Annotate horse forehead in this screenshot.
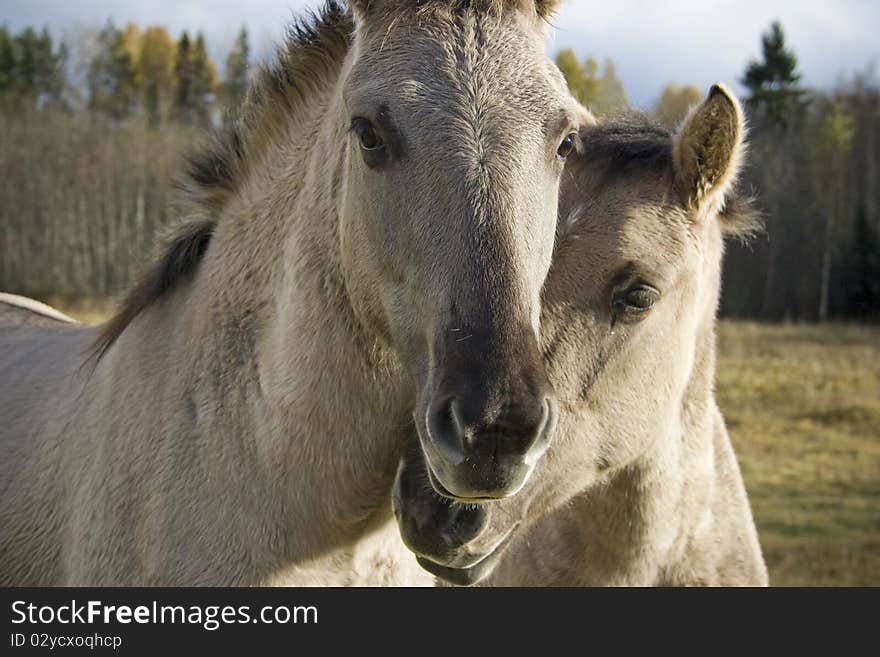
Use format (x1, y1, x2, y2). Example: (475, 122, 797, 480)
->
(369, 11, 549, 93)
(356, 13, 558, 126)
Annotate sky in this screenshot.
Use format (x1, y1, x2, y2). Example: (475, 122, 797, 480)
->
(1, 0, 878, 107)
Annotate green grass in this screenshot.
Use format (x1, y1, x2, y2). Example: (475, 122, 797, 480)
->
(717, 321, 880, 586)
(53, 301, 880, 586)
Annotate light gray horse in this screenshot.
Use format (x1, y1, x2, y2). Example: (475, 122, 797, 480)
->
(394, 85, 769, 586)
(0, 0, 586, 585)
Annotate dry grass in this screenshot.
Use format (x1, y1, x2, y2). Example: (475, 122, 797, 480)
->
(46, 297, 118, 326)
(717, 321, 880, 586)
(39, 303, 880, 586)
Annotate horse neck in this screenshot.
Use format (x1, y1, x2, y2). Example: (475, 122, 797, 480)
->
(180, 63, 414, 563)
(678, 224, 725, 440)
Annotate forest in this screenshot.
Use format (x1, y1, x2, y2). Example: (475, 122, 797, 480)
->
(1, 20, 878, 321)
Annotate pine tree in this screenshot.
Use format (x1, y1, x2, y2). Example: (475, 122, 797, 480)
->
(848, 206, 880, 319)
(741, 21, 804, 125)
(33, 28, 66, 107)
(173, 31, 193, 123)
(0, 27, 17, 100)
(223, 26, 250, 125)
(0, 27, 67, 109)
(190, 32, 216, 126)
(14, 27, 39, 97)
(173, 31, 215, 126)
(88, 21, 137, 119)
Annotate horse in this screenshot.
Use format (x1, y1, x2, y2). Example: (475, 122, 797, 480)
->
(393, 84, 769, 586)
(0, 0, 587, 585)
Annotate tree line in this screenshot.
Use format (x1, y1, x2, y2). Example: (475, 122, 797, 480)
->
(0, 20, 877, 320)
(0, 22, 249, 299)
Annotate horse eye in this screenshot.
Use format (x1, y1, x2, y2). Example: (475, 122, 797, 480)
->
(352, 118, 383, 151)
(557, 132, 577, 160)
(614, 285, 660, 315)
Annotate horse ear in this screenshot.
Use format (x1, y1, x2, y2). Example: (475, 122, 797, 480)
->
(672, 83, 745, 215)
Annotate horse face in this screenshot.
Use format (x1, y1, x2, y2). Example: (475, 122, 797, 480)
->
(394, 85, 753, 583)
(339, 5, 586, 499)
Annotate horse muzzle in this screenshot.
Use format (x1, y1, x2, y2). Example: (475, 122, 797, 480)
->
(392, 444, 518, 585)
(419, 394, 557, 500)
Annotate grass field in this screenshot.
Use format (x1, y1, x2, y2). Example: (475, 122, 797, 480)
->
(52, 300, 880, 586)
(717, 322, 880, 586)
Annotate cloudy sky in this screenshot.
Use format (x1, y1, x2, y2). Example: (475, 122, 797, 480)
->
(2, 0, 878, 106)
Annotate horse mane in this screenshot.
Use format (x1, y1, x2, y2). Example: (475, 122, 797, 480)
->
(350, 0, 562, 20)
(578, 112, 762, 239)
(183, 1, 353, 215)
(90, 1, 354, 362)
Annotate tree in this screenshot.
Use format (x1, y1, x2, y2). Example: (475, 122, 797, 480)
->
(0, 26, 66, 109)
(138, 26, 175, 127)
(847, 206, 880, 319)
(222, 26, 250, 125)
(655, 83, 701, 127)
(741, 21, 803, 125)
(814, 100, 855, 321)
(581, 57, 601, 107)
(555, 50, 628, 116)
(173, 31, 192, 120)
(597, 59, 628, 114)
(88, 21, 137, 119)
(0, 27, 15, 97)
(173, 31, 215, 126)
(555, 48, 585, 104)
(190, 33, 216, 125)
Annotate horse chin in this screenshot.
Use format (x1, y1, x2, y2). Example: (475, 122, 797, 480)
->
(415, 523, 518, 586)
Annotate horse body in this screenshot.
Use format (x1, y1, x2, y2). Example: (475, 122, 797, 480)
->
(0, 253, 424, 585)
(0, 0, 580, 586)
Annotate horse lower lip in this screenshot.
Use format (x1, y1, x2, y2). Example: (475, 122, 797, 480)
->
(416, 557, 485, 586)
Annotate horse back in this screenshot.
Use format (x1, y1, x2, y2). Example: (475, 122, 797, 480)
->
(0, 298, 97, 584)
(0, 293, 78, 328)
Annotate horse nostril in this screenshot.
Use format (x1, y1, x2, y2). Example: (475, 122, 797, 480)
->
(427, 396, 466, 466)
(449, 398, 470, 445)
(426, 391, 557, 470)
(525, 397, 557, 465)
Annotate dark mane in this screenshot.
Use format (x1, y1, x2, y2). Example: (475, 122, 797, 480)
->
(578, 111, 762, 238)
(182, 0, 353, 214)
(353, 0, 562, 20)
(90, 2, 353, 362)
(89, 218, 215, 363)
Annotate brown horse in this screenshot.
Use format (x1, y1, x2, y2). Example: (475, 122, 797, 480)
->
(0, 0, 587, 585)
(394, 85, 769, 586)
